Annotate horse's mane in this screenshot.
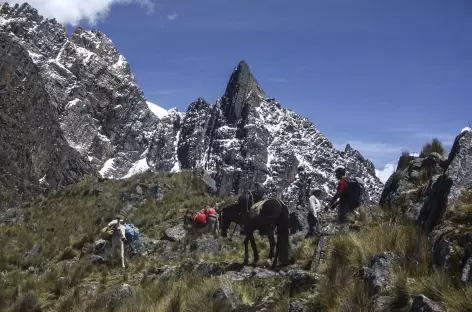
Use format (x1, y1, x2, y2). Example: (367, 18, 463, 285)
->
(221, 202, 241, 214)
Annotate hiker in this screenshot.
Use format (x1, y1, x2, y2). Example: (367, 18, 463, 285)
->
(325, 166, 365, 223)
(103, 214, 127, 268)
(325, 166, 351, 223)
(307, 188, 322, 236)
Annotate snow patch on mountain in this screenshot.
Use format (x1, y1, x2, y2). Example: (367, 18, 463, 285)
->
(461, 126, 472, 134)
(146, 101, 169, 119)
(123, 158, 150, 179)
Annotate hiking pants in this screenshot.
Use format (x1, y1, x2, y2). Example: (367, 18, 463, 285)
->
(307, 213, 318, 235)
(338, 202, 350, 223)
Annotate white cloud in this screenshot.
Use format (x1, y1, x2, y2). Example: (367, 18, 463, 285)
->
(375, 162, 397, 183)
(167, 13, 178, 20)
(13, 0, 154, 26)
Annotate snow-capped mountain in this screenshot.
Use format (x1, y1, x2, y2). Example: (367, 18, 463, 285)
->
(0, 3, 383, 222)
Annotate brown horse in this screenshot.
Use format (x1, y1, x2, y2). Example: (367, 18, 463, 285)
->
(220, 193, 292, 269)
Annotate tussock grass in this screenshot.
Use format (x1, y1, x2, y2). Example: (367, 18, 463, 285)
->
(108, 274, 288, 312)
(444, 186, 472, 224)
(312, 219, 431, 311)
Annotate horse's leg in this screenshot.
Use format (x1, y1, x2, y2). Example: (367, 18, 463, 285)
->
(271, 237, 279, 270)
(268, 231, 275, 260)
(243, 235, 250, 265)
(249, 233, 259, 265)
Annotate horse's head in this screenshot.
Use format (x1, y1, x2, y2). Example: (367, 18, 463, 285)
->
(219, 202, 241, 237)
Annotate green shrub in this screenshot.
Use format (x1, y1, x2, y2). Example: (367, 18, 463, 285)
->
(419, 138, 445, 158)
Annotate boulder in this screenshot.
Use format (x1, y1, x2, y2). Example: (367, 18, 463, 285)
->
(289, 299, 308, 312)
(193, 261, 225, 277)
(107, 283, 133, 308)
(362, 252, 398, 295)
(147, 265, 180, 281)
(286, 269, 319, 295)
(193, 237, 220, 254)
(417, 174, 453, 234)
(209, 286, 243, 312)
(410, 295, 443, 312)
(88, 255, 105, 265)
(164, 223, 186, 242)
(21, 244, 42, 261)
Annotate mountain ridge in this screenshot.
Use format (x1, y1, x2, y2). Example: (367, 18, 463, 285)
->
(0, 2, 383, 227)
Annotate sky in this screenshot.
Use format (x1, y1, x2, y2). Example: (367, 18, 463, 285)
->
(15, 0, 472, 182)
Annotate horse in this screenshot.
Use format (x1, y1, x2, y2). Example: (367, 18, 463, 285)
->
(103, 220, 126, 268)
(220, 193, 292, 269)
(183, 212, 220, 237)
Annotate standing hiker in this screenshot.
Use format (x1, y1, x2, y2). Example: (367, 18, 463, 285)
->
(102, 214, 127, 268)
(325, 166, 350, 223)
(307, 188, 322, 236)
(325, 166, 364, 223)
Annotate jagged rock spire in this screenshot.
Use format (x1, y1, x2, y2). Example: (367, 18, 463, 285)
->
(221, 60, 266, 124)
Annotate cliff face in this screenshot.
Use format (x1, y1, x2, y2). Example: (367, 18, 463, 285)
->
(0, 31, 95, 212)
(0, 2, 171, 181)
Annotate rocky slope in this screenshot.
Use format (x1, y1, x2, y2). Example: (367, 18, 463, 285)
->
(0, 3, 383, 228)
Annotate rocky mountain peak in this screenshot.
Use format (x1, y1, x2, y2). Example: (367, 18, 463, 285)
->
(221, 60, 267, 125)
(70, 27, 125, 66)
(1, 3, 384, 231)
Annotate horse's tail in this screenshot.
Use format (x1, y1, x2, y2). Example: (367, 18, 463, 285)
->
(277, 200, 292, 266)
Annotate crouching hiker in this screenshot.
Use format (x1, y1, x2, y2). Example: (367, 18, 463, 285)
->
(306, 188, 322, 237)
(101, 214, 127, 268)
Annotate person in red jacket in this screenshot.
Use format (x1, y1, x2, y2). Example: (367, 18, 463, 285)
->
(325, 166, 350, 223)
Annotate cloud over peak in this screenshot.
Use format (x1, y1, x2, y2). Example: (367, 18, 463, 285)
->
(11, 0, 154, 26)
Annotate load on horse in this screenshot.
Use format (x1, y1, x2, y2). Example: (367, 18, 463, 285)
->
(220, 183, 293, 269)
(184, 205, 220, 236)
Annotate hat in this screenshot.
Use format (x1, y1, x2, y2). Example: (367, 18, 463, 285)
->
(334, 166, 346, 175)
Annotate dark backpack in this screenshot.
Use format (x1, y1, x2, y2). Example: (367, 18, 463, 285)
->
(344, 177, 365, 209)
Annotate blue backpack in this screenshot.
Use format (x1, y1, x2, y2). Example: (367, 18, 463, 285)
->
(124, 224, 140, 241)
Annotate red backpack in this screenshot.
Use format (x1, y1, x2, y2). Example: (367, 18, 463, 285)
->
(192, 212, 207, 224)
(200, 207, 216, 216)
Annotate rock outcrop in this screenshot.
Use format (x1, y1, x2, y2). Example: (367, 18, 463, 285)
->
(379, 127, 472, 290)
(379, 128, 472, 227)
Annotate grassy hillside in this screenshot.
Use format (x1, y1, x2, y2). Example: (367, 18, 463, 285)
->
(0, 170, 317, 311)
(1, 169, 471, 311)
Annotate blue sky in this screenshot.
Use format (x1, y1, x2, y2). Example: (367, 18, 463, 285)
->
(26, 0, 472, 180)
